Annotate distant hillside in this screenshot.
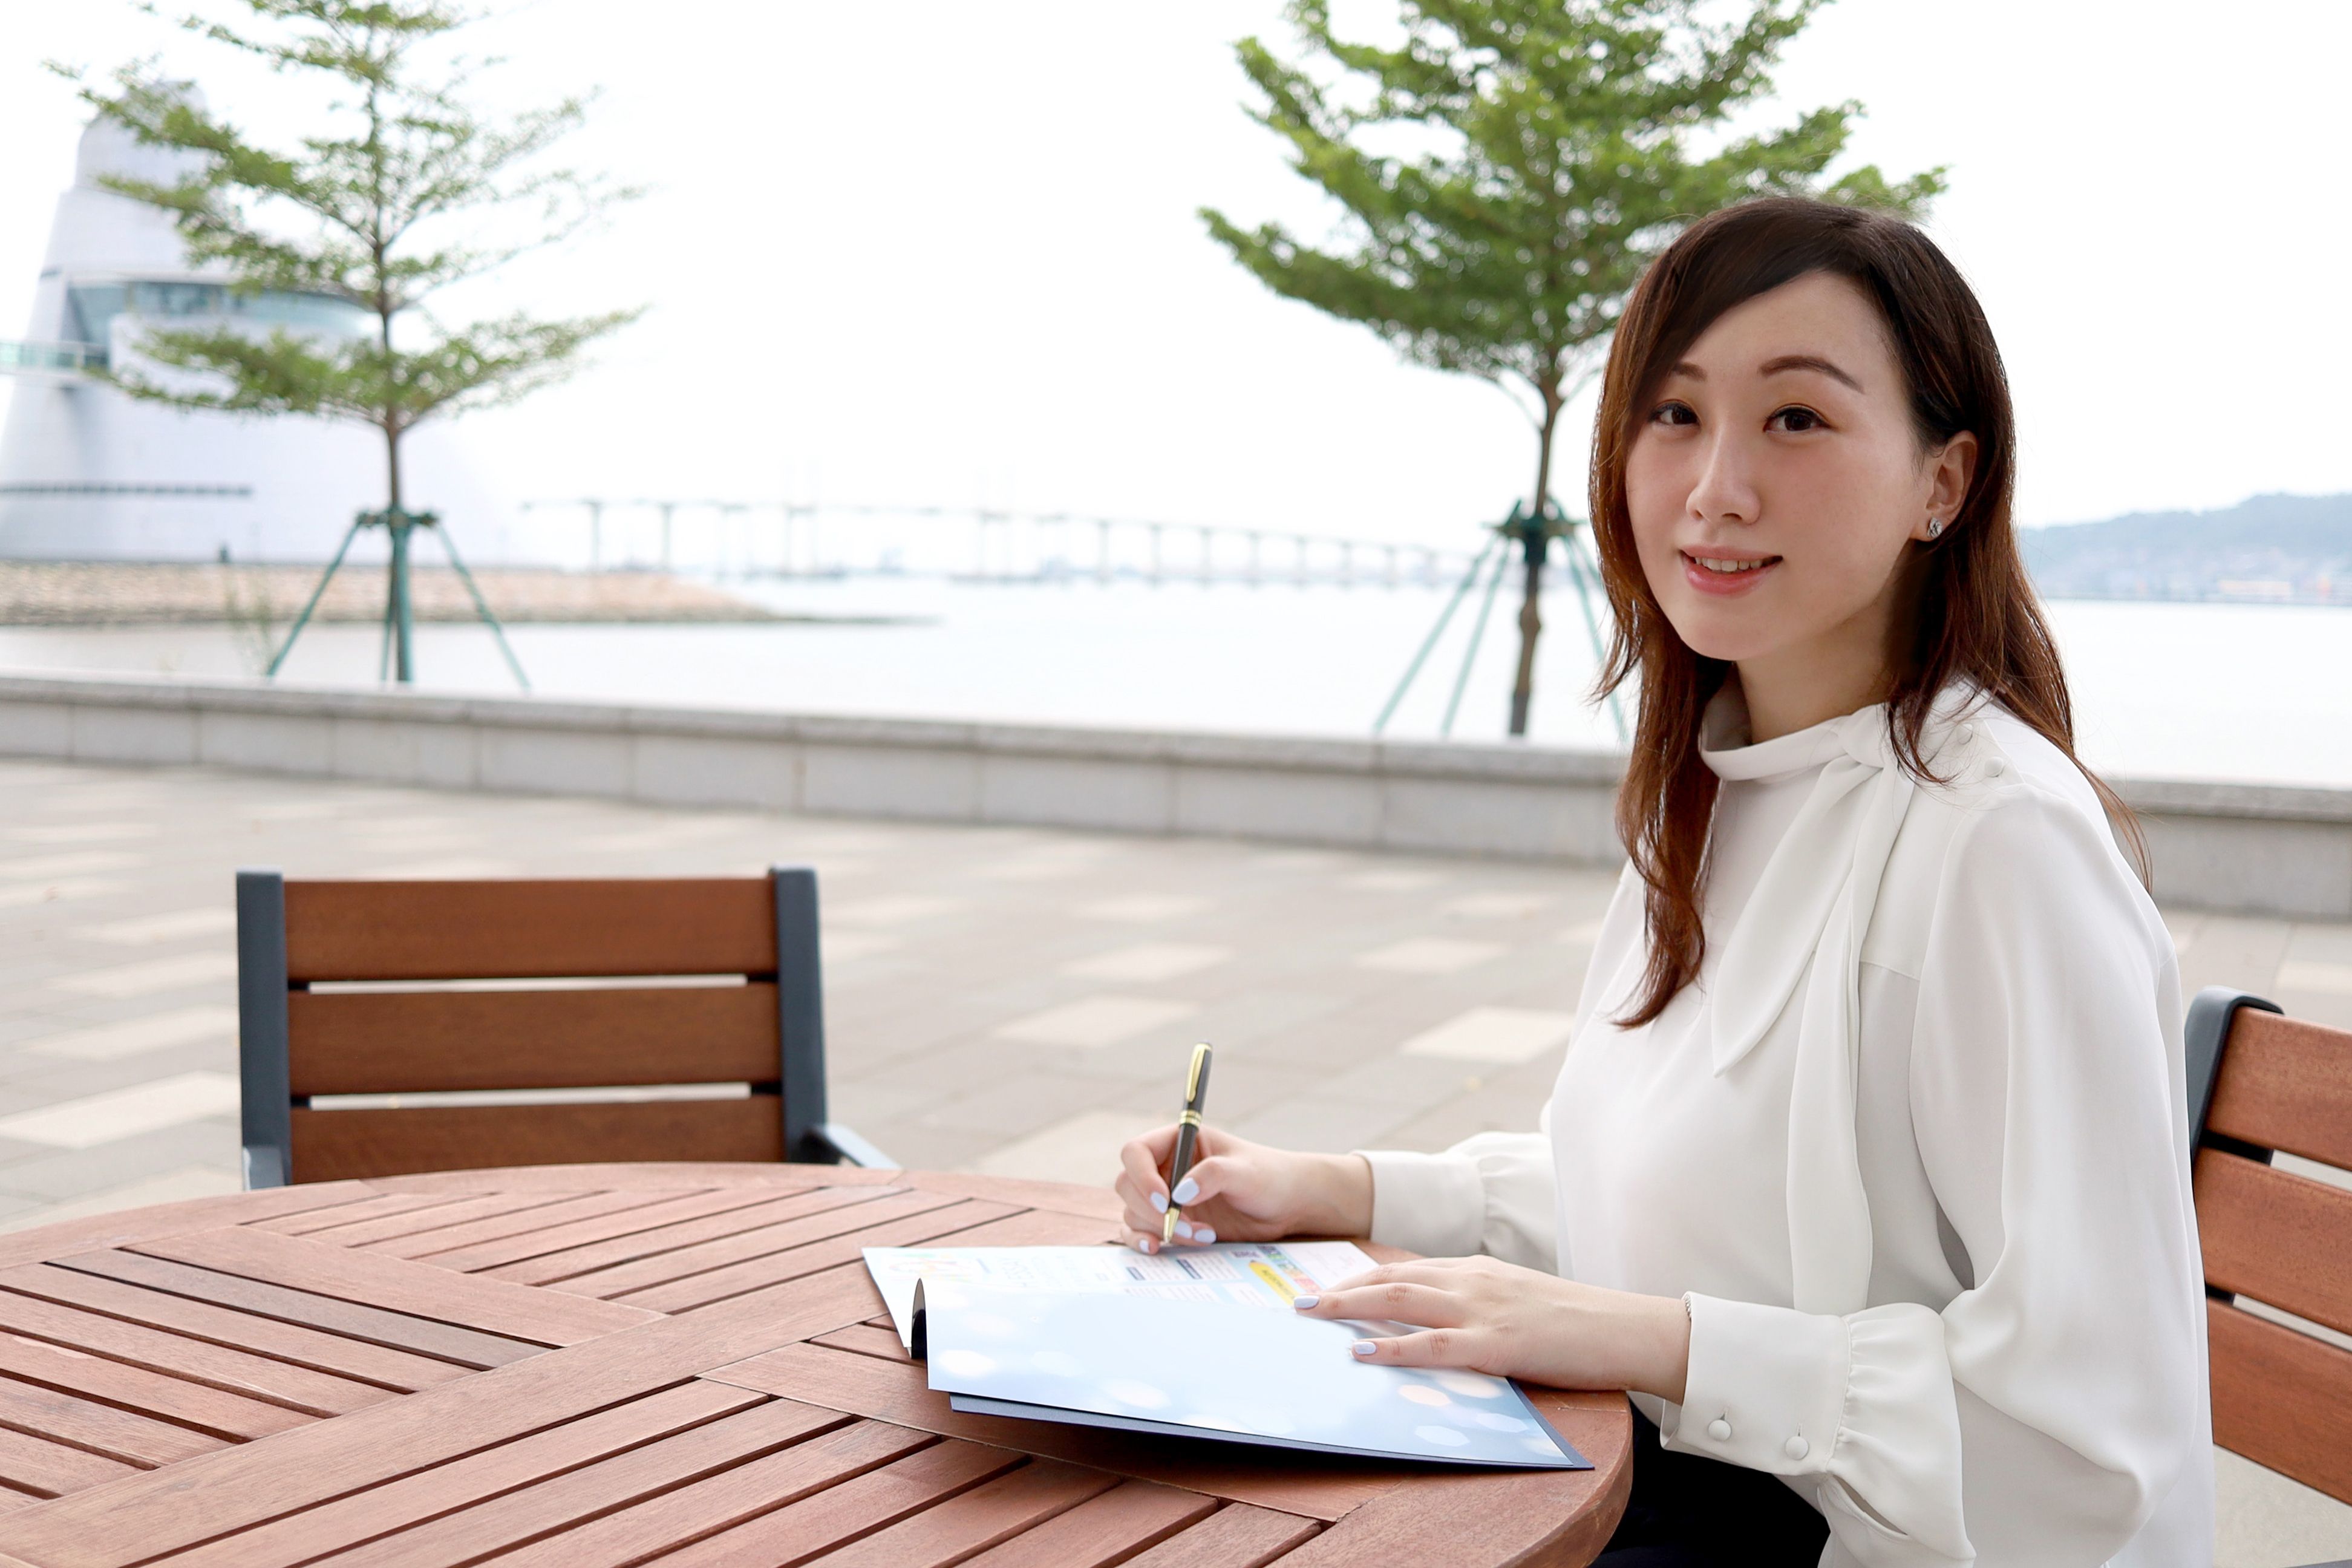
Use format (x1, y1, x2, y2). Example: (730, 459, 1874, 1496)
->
(2021, 492, 2352, 603)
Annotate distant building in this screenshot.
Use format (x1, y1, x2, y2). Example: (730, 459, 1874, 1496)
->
(0, 98, 490, 563)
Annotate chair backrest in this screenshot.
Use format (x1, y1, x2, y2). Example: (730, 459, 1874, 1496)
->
(2184, 986, 2352, 1504)
(237, 867, 834, 1186)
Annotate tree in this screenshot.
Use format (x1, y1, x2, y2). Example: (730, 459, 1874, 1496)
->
(1204, 0, 1943, 737)
(67, 0, 640, 682)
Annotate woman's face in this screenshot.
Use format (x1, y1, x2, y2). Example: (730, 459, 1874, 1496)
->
(1624, 270, 1975, 727)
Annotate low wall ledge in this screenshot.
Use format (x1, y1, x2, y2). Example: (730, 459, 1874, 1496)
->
(1, 668, 2345, 818)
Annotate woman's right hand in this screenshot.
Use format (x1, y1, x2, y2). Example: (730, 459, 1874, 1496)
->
(1114, 1125, 1374, 1253)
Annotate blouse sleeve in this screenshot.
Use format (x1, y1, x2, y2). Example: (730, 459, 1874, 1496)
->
(1356, 1134, 1557, 1272)
(1664, 782, 2206, 1566)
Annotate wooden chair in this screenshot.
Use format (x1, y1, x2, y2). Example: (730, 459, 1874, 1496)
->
(2186, 985, 2352, 1559)
(235, 867, 892, 1187)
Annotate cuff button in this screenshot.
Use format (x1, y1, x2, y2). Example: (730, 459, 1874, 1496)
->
(1705, 1419, 1732, 1442)
(1783, 1435, 1809, 1460)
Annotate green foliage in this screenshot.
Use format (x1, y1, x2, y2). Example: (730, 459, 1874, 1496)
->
(1203, 0, 1946, 480)
(65, 1, 641, 504)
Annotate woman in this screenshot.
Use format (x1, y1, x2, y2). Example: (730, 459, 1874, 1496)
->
(1116, 198, 2208, 1567)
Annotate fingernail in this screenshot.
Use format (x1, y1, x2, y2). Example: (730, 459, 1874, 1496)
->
(1194, 1227, 1216, 1244)
(1174, 1219, 1194, 1240)
(1292, 1294, 1319, 1310)
(1149, 1192, 1168, 1214)
(1171, 1177, 1200, 1204)
(1137, 1236, 1156, 1253)
(1351, 1341, 1377, 1357)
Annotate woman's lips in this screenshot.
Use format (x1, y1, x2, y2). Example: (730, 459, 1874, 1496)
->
(1681, 550, 1780, 597)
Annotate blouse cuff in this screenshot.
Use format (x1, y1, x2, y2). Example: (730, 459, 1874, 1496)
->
(1356, 1148, 1487, 1259)
(1669, 1292, 1849, 1474)
(1670, 1294, 1972, 1566)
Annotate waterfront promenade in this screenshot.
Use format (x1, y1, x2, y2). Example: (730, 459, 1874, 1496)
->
(2, 753, 2349, 1560)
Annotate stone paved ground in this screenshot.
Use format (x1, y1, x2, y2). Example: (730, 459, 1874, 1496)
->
(2, 755, 2348, 1563)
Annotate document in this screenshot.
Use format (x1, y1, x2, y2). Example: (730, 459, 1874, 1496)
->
(858, 1244, 1590, 1470)
(921, 1282, 1589, 1469)
(861, 1240, 1380, 1349)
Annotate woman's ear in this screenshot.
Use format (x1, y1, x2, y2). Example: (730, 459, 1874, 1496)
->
(1919, 431, 1979, 540)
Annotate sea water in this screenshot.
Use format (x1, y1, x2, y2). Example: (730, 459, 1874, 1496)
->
(1, 577, 2346, 788)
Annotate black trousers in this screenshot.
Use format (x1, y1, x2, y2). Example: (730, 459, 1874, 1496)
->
(1593, 1406, 1832, 1568)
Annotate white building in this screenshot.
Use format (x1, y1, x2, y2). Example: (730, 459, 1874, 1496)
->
(0, 100, 492, 564)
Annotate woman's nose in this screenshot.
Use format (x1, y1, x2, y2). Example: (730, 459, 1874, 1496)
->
(1685, 433, 1761, 526)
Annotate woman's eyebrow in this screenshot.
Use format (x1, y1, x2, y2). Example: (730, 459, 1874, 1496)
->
(1759, 353, 1862, 391)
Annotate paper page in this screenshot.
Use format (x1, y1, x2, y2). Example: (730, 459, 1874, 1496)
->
(862, 1240, 1376, 1348)
(923, 1283, 1586, 1470)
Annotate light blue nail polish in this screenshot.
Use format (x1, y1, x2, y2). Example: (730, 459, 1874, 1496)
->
(1351, 1341, 1377, 1357)
(1149, 1192, 1168, 1213)
(1194, 1227, 1215, 1244)
(1174, 1219, 1194, 1240)
(1171, 1177, 1200, 1204)
(1292, 1294, 1319, 1310)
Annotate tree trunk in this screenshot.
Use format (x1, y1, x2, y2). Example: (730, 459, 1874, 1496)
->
(1508, 381, 1564, 737)
(382, 414, 413, 684)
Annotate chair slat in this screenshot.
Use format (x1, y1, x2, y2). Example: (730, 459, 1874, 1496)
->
(2207, 1298, 2352, 1504)
(285, 881, 775, 982)
(289, 1101, 785, 1184)
(289, 987, 779, 1096)
(2195, 1151, 2352, 1338)
(2208, 1011, 2352, 1170)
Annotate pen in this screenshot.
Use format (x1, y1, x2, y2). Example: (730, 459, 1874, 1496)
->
(1163, 1042, 1213, 1246)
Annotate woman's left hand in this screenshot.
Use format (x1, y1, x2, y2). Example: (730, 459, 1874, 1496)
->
(1293, 1256, 1691, 1403)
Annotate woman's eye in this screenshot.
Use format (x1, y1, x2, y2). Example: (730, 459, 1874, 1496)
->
(1768, 406, 1824, 433)
(1649, 401, 1697, 427)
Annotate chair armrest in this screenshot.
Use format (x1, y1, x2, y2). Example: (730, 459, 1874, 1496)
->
(811, 1122, 898, 1169)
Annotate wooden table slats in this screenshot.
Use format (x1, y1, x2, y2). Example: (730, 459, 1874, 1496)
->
(640, 1435, 1027, 1568)
(482, 1189, 912, 1288)
(268, 1190, 590, 1250)
(0, 1288, 394, 1417)
(485, 1418, 940, 1568)
(0, 1264, 474, 1393)
(149, 1381, 769, 1568)
(0, 1165, 1630, 1568)
(128, 1228, 658, 1347)
(54, 1251, 546, 1370)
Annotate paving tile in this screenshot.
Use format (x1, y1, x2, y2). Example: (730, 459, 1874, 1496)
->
(21, 1005, 241, 1062)
(1060, 944, 1233, 982)
(2177, 916, 2293, 996)
(1227, 1094, 1418, 1155)
(1398, 1007, 1578, 1064)
(1354, 938, 1508, 975)
(71, 907, 239, 945)
(0, 1119, 240, 1203)
(47, 952, 240, 998)
(990, 996, 1201, 1048)
(0, 1071, 243, 1149)
(1439, 892, 1558, 920)
(0, 1166, 240, 1234)
(970, 1110, 1164, 1188)
(1077, 895, 1214, 922)
(914, 1071, 1128, 1141)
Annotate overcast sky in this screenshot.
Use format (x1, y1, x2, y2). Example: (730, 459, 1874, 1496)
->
(4, 1, 2347, 547)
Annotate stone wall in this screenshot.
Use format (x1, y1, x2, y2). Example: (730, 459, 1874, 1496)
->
(1, 669, 2345, 919)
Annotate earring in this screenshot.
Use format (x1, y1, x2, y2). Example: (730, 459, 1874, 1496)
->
(1926, 517, 1945, 539)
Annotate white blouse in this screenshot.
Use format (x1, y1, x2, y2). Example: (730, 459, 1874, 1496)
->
(1358, 688, 2210, 1568)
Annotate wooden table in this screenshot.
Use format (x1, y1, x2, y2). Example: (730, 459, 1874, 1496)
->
(0, 1163, 1630, 1568)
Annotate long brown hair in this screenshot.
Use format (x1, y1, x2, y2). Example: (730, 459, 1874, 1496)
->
(1589, 197, 2140, 1028)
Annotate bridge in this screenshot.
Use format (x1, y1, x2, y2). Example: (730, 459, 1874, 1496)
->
(517, 496, 1490, 588)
